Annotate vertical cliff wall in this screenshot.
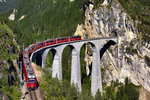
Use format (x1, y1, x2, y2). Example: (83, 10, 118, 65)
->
(74, 0, 150, 92)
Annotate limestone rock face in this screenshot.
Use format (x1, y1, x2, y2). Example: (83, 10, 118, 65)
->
(74, 1, 150, 92)
(8, 9, 17, 21)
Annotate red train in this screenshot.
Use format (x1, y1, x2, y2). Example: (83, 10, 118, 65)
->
(22, 35, 81, 90)
(22, 51, 38, 90)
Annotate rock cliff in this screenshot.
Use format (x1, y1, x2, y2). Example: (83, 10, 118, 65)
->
(0, 0, 6, 2)
(0, 22, 20, 99)
(74, 0, 150, 92)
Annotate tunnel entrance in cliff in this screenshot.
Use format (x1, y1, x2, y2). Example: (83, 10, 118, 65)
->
(100, 40, 116, 59)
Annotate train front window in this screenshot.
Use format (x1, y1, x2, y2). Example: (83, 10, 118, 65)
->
(29, 79, 35, 83)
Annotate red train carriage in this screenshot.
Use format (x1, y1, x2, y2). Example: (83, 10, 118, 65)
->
(45, 39, 56, 46)
(37, 40, 46, 49)
(24, 47, 30, 53)
(28, 44, 37, 53)
(57, 37, 69, 43)
(22, 51, 38, 90)
(70, 35, 81, 41)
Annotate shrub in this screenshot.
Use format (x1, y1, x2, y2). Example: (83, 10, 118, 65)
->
(145, 55, 150, 67)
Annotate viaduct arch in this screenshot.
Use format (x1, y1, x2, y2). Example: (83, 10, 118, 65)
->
(30, 37, 117, 96)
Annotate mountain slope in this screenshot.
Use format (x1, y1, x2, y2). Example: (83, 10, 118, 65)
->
(13, 0, 89, 46)
(0, 21, 20, 100)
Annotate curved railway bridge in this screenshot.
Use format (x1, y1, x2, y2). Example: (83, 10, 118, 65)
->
(28, 37, 118, 96)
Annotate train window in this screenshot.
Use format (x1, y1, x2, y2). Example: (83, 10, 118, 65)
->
(46, 39, 54, 43)
(57, 37, 67, 40)
(29, 78, 35, 83)
(37, 42, 43, 46)
(30, 45, 36, 50)
(33, 45, 36, 49)
(70, 36, 81, 39)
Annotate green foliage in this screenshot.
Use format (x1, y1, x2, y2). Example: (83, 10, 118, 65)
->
(0, 21, 18, 60)
(95, 90, 104, 100)
(126, 47, 138, 55)
(0, 14, 19, 39)
(122, 93, 129, 100)
(144, 55, 150, 67)
(0, 76, 20, 100)
(62, 46, 72, 82)
(40, 69, 94, 100)
(116, 78, 140, 100)
(101, 67, 105, 79)
(103, 81, 118, 100)
(40, 69, 80, 100)
(46, 51, 53, 68)
(94, 0, 104, 8)
(40, 66, 140, 100)
(101, 78, 140, 100)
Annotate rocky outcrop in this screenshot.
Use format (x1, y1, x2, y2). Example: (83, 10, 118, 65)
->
(8, 9, 17, 21)
(0, 59, 18, 100)
(0, 60, 17, 86)
(74, 0, 150, 92)
(0, 22, 19, 99)
(0, 0, 6, 2)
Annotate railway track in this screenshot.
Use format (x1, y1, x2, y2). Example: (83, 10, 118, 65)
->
(14, 56, 44, 100)
(21, 79, 44, 100)
(24, 87, 44, 100)
(29, 91, 37, 100)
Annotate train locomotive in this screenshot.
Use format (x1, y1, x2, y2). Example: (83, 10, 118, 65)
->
(22, 35, 81, 90)
(22, 51, 38, 90)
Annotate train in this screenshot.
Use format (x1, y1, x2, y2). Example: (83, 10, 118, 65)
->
(22, 35, 81, 90)
(22, 51, 38, 90)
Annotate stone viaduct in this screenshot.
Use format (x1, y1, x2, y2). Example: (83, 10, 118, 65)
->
(30, 37, 117, 96)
